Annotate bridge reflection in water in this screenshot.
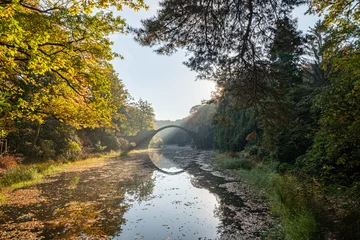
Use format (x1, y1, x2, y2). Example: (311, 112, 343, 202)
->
(147, 147, 188, 175)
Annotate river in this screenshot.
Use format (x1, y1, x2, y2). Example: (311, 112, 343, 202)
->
(0, 146, 271, 239)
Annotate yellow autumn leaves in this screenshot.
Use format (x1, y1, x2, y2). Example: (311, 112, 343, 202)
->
(0, 0, 147, 132)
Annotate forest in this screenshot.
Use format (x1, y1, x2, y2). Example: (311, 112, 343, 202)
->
(1, 0, 359, 239)
(133, 0, 360, 238)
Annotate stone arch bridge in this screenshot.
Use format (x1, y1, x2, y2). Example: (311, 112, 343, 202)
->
(122, 125, 203, 149)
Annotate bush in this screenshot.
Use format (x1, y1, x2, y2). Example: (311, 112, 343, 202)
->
(102, 134, 120, 151)
(94, 141, 106, 153)
(118, 138, 130, 155)
(216, 155, 255, 170)
(0, 155, 18, 169)
(39, 140, 56, 160)
(248, 146, 258, 156)
(0, 165, 40, 187)
(62, 141, 82, 161)
(257, 147, 270, 157)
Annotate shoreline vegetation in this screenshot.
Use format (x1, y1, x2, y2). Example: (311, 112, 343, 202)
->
(0, 151, 119, 201)
(216, 151, 360, 240)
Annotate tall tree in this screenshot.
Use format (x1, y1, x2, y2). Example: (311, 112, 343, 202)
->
(136, 98, 155, 131)
(0, 0, 147, 132)
(269, 17, 303, 89)
(117, 98, 155, 136)
(303, 21, 330, 87)
(302, 0, 360, 184)
(133, 0, 302, 109)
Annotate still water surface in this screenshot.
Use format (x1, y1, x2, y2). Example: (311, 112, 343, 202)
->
(119, 147, 225, 239)
(0, 146, 269, 239)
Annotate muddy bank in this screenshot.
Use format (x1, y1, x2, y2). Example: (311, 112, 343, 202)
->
(0, 146, 272, 239)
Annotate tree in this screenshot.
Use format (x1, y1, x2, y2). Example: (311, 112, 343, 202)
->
(136, 98, 155, 131)
(303, 21, 330, 87)
(0, 0, 147, 132)
(309, 0, 359, 50)
(299, 1, 360, 184)
(269, 17, 303, 89)
(116, 98, 155, 136)
(132, 0, 302, 109)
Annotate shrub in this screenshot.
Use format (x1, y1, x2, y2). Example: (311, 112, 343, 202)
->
(248, 146, 258, 156)
(118, 138, 131, 155)
(0, 165, 40, 187)
(257, 147, 270, 157)
(102, 134, 120, 151)
(62, 141, 82, 161)
(216, 155, 255, 170)
(0, 155, 18, 169)
(94, 141, 106, 153)
(39, 140, 56, 160)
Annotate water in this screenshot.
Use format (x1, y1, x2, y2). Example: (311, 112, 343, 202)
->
(119, 148, 222, 239)
(0, 146, 270, 239)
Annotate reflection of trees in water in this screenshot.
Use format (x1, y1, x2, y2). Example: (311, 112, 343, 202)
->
(148, 148, 162, 165)
(0, 161, 155, 239)
(185, 162, 245, 238)
(119, 174, 154, 202)
(48, 175, 155, 239)
(147, 148, 186, 173)
(42, 169, 155, 239)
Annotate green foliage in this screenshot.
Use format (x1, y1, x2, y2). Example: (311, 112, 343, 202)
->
(94, 141, 107, 153)
(63, 141, 82, 161)
(216, 155, 255, 170)
(213, 103, 258, 152)
(69, 175, 80, 189)
(236, 162, 325, 239)
(334, 182, 360, 239)
(118, 137, 131, 156)
(264, 87, 320, 166)
(102, 134, 120, 151)
(117, 98, 155, 136)
(269, 17, 303, 88)
(0, 165, 40, 187)
(39, 140, 56, 160)
(299, 43, 360, 185)
(0, 192, 6, 204)
(0, 0, 147, 130)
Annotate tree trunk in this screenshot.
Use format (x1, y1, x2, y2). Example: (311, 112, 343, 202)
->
(31, 123, 41, 156)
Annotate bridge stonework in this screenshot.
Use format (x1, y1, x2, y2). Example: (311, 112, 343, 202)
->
(122, 125, 201, 150)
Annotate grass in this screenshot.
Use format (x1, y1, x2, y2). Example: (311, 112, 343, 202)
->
(0, 151, 119, 190)
(216, 154, 256, 170)
(0, 165, 42, 188)
(242, 166, 319, 239)
(69, 175, 80, 189)
(216, 153, 322, 240)
(0, 192, 6, 204)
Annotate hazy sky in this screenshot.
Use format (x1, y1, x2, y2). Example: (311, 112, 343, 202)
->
(111, 1, 318, 121)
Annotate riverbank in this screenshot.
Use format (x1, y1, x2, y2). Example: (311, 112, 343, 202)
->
(0, 146, 275, 239)
(0, 152, 120, 202)
(0, 151, 152, 239)
(216, 152, 360, 239)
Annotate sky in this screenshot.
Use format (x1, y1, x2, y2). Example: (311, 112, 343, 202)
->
(110, 1, 318, 121)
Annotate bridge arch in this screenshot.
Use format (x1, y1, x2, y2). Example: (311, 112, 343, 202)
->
(154, 125, 197, 141)
(123, 125, 199, 150)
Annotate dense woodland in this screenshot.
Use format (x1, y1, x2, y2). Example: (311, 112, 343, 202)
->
(1, 0, 360, 239)
(0, 0, 157, 160)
